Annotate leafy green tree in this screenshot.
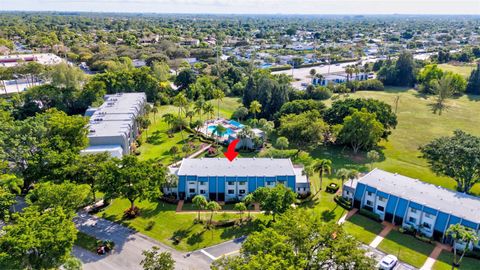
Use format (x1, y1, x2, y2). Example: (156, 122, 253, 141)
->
(336, 109, 384, 153)
(151, 62, 170, 82)
(49, 63, 86, 90)
(101, 155, 166, 212)
(232, 106, 249, 121)
(213, 209, 375, 269)
(311, 159, 332, 192)
(466, 65, 480, 95)
(279, 111, 328, 153)
(62, 257, 82, 270)
(0, 173, 23, 195)
(251, 185, 296, 221)
(417, 64, 444, 94)
(140, 246, 175, 270)
(420, 130, 480, 193)
(394, 50, 416, 86)
(431, 75, 454, 115)
(206, 201, 221, 225)
(336, 168, 350, 192)
(234, 202, 247, 220)
(0, 186, 16, 219)
(0, 206, 77, 270)
(192, 195, 208, 221)
(26, 181, 91, 213)
(243, 193, 255, 218)
(446, 224, 479, 270)
(174, 68, 197, 90)
(276, 137, 289, 150)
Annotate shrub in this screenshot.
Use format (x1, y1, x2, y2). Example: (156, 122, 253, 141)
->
(415, 234, 433, 244)
(359, 208, 381, 222)
(297, 191, 312, 200)
(123, 206, 140, 219)
(326, 182, 340, 193)
(356, 79, 385, 91)
(145, 220, 156, 231)
(334, 195, 352, 209)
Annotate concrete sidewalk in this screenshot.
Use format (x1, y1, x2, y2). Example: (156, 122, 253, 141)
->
(369, 221, 394, 248)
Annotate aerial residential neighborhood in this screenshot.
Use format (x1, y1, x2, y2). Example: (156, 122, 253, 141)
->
(0, 1, 480, 270)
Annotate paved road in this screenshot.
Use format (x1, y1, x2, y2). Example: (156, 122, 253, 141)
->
(362, 244, 417, 270)
(73, 212, 211, 270)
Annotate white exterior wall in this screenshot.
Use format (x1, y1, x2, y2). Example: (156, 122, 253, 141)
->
(374, 195, 388, 219)
(363, 191, 376, 208)
(404, 207, 422, 228)
(419, 212, 437, 237)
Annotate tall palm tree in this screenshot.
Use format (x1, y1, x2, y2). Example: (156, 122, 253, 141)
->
(336, 168, 350, 194)
(162, 113, 175, 131)
(194, 96, 205, 122)
(348, 169, 360, 187)
(151, 106, 158, 123)
(312, 159, 332, 195)
(185, 110, 195, 126)
(345, 66, 353, 81)
(213, 124, 227, 145)
(249, 100, 262, 121)
(212, 89, 225, 119)
(203, 103, 215, 120)
(173, 93, 189, 142)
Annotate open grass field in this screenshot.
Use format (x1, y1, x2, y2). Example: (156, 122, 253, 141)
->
(343, 214, 384, 244)
(377, 230, 435, 268)
(433, 250, 480, 270)
(321, 88, 480, 195)
(138, 97, 242, 163)
(438, 63, 476, 78)
(97, 199, 267, 252)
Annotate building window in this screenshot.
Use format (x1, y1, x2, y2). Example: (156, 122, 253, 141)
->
(409, 217, 417, 223)
(239, 181, 246, 185)
(377, 205, 385, 212)
(425, 213, 432, 218)
(239, 189, 246, 195)
(200, 182, 206, 186)
(227, 181, 235, 185)
(189, 182, 196, 185)
(367, 191, 373, 196)
(228, 189, 235, 194)
(267, 181, 275, 186)
(378, 197, 386, 202)
(366, 200, 373, 206)
(422, 222, 431, 229)
(189, 188, 195, 193)
(200, 190, 206, 194)
(411, 208, 417, 213)
(346, 191, 350, 195)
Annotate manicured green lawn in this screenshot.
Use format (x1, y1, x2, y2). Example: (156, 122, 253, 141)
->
(138, 97, 242, 163)
(377, 230, 434, 268)
(75, 231, 99, 252)
(343, 214, 384, 244)
(97, 198, 266, 251)
(433, 251, 480, 270)
(438, 63, 476, 78)
(321, 88, 480, 195)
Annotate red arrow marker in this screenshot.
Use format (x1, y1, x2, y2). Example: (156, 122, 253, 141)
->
(224, 139, 240, 162)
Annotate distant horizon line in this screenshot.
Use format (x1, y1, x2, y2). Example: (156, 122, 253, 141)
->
(0, 10, 478, 16)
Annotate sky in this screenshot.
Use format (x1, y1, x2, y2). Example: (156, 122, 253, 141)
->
(0, 0, 479, 15)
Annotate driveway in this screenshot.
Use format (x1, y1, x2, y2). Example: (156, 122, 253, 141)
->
(73, 212, 211, 270)
(362, 244, 417, 270)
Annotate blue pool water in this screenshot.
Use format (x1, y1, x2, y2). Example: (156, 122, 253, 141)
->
(207, 125, 234, 136)
(228, 120, 245, 128)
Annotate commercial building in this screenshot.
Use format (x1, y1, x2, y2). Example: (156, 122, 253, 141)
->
(343, 169, 480, 246)
(174, 158, 310, 201)
(81, 93, 146, 158)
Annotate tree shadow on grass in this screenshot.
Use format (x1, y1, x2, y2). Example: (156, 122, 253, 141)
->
(171, 224, 195, 246)
(321, 209, 337, 222)
(145, 130, 164, 145)
(186, 230, 205, 246)
(140, 202, 177, 218)
(219, 218, 266, 240)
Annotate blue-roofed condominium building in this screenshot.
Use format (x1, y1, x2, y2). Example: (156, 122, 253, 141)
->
(342, 169, 480, 247)
(173, 158, 310, 201)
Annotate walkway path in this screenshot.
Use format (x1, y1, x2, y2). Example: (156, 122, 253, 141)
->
(369, 221, 395, 248)
(337, 208, 358, 225)
(176, 200, 184, 212)
(170, 144, 212, 168)
(420, 242, 452, 270)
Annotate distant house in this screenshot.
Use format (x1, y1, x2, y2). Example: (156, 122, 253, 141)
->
(81, 93, 146, 158)
(343, 169, 480, 247)
(180, 38, 200, 46)
(312, 72, 369, 86)
(174, 158, 309, 201)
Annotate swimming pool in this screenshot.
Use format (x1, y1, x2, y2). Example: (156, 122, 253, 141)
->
(228, 120, 245, 128)
(207, 125, 234, 136)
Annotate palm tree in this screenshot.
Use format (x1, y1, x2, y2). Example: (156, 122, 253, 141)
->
(249, 100, 262, 121)
(345, 66, 354, 81)
(206, 201, 221, 226)
(194, 96, 205, 122)
(348, 169, 360, 188)
(212, 89, 225, 119)
(234, 202, 247, 221)
(237, 126, 255, 150)
(185, 110, 195, 126)
(203, 103, 215, 120)
(192, 195, 208, 222)
(336, 168, 350, 194)
(173, 93, 189, 142)
(162, 113, 175, 131)
(213, 124, 227, 145)
(311, 159, 332, 195)
(243, 194, 254, 218)
(446, 224, 479, 270)
(151, 106, 158, 123)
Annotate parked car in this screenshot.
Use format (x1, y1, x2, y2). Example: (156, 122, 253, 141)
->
(379, 255, 398, 270)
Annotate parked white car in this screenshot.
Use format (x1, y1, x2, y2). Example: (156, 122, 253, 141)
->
(379, 254, 398, 270)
